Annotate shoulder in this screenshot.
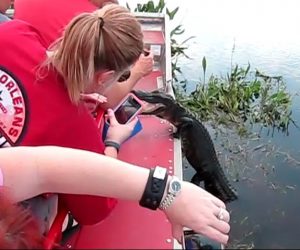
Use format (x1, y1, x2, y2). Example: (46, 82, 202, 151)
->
(15, 0, 96, 16)
(14, 0, 97, 47)
(0, 19, 35, 32)
(0, 19, 45, 46)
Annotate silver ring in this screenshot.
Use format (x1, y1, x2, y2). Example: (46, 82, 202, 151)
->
(217, 207, 225, 221)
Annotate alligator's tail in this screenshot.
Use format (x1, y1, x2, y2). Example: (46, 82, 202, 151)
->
(191, 170, 238, 203)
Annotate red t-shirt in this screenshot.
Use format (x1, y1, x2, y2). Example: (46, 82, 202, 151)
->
(0, 20, 116, 225)
(14, 0, 97, 48)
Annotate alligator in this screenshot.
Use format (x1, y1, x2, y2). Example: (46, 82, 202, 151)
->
(132, 90, 238, 203)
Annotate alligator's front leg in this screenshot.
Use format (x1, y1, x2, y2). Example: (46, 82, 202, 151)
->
(191, 173, 205, 186)
(203, 168, 238, 203)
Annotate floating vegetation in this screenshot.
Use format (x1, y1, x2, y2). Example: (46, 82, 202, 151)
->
(275, 150, 300, 166)
(228, 243, 255, 250)
(175, 58, 297, 135)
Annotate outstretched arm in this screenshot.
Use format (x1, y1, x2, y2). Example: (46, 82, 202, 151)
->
(0, 146, 148, 203)
(0, 146, 230, 245)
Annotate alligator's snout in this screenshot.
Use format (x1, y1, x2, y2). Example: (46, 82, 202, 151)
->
(132, 90, 174, 116)
(133, 90, 174, 103)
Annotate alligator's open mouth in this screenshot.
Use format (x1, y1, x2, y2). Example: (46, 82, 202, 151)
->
(141, 103, 166, 115)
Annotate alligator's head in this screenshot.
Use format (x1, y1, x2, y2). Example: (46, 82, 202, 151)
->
(132, 90, 193, 127)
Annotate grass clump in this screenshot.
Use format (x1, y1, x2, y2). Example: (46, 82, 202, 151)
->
(176, 57, 296, 136)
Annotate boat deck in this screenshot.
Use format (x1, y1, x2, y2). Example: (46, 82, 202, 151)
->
(66, 116, 176, 249)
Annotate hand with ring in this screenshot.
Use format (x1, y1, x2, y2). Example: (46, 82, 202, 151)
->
(217, 207, 226, 221)
(163, 181, 231, 245)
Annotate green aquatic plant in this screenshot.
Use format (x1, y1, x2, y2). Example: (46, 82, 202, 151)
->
(176, 59, 296, 135)
(130, 1, 295, 135)
(127, 0, 166, 13)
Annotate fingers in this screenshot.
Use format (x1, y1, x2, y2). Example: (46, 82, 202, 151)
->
(106, 109, 118, 126)
(211, 196, 226, 209)
(209, 217, 230, 235)
(97, 95, 107, 104)
(80, 93, 107, 104)
(209, 207, 230, 237)
(80, 93, 107, 113)
(213, 207, 230, 223)
(195, 184, 226, 209)
(200, 226, 229, 245)
(127, 116, 139, 128)
(141, 50, 153, 59)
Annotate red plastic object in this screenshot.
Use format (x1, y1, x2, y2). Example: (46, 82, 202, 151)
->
(44, 199, 68, 250)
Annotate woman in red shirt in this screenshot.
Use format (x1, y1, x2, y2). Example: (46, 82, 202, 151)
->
(14, 0, 154, 109)
(0, 4, 143, 225)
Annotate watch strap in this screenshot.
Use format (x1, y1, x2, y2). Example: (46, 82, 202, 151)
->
(159, 193, 176, 210)
(139, 167, 168, 210)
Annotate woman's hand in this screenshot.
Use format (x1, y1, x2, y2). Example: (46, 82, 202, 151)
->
(80, 93, 107, 113)
(130, 51, 154, 80)
(164, 181, 230, 245)
(105, 109, 138, 144)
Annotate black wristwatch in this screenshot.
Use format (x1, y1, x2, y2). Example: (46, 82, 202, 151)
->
(139, 166, 168, 210)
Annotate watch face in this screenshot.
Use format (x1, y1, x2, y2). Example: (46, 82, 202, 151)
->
(171, 180, 181, 193)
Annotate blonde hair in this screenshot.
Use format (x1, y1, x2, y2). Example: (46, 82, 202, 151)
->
(46, 4, 143, 103)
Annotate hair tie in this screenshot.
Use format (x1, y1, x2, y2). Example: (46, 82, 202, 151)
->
(99, 17, 105, 29)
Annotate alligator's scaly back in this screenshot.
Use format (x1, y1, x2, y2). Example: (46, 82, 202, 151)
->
(133, 90, 238, 203)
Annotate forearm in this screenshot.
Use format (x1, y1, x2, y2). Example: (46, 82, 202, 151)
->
(0, 146, 149, 203)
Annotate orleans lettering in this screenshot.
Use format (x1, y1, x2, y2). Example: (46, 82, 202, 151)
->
(8, 127, 19, 137)
(0, 70, 26, 142)
(12, 116, 23, 127)
(0, 102, 7, 114)
(13, 96, 22, 105)
(0, 74, 8, 84)
(14, 106, 23, 115)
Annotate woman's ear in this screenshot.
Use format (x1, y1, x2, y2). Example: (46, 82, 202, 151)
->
(95, 70, 115, 85)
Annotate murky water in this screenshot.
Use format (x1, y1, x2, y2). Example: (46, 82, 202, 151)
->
(121, 0, 300, 248)
(169, 1, 300, 248)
